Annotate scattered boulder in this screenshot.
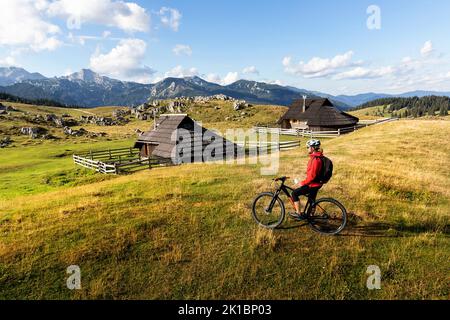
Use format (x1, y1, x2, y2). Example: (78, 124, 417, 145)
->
(0, 136, 12, 148)
(233, 100, 247, 111)
(20, 127, 48, 139)
(63, 126, 106, 138)
(112, 109, 131, 118)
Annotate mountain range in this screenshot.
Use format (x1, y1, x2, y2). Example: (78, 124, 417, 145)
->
(0, 67, 449, 109)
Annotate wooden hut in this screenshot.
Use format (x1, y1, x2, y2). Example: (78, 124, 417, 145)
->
(134, 114, 243, 164)
(278, 98, 359, 131)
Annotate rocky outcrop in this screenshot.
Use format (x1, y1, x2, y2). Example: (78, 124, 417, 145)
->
(63, 126, 106, 138)
(233, 100, 249, 111)
(79, 115, 127, 126)
(20, 127, 48, 139)
(0, 136, 12, 148)
(27, 113, 78, 127)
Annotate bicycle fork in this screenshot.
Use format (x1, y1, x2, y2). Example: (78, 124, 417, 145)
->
(265, 191, 281, 214)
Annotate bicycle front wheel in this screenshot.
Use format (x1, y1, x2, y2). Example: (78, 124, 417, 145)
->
(252, 193, 285, 229)
(308, 198, 347, 235)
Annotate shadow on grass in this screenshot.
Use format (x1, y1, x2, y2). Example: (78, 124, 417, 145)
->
(342, 221, 450, 238)
(278, 212, 449, 238)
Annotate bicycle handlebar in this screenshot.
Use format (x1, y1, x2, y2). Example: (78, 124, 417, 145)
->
(274, 176, 290, 182)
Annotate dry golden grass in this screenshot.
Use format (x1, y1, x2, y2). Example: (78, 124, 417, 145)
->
(0, 119, 449, 299)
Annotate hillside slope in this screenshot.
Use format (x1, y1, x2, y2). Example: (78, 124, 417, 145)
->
(0, 120, 449, 299)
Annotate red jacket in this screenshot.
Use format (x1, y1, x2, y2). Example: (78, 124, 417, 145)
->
(301, 151, 323, 188)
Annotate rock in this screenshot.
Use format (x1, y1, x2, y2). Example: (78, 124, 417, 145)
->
(79, 115, 121, 126)
(20, 127, 48, 139)
(112, 109, 131, 118)
(233, 100, 247, 111)
(42, 134, 57, 140)
(0, 136, 12, 148)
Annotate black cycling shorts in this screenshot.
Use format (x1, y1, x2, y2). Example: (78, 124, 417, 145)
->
(291, 185, 321, 202)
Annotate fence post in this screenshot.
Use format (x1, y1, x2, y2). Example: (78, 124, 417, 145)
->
(354, 126, 356, 132)
(338, 128, 341, 136)
(130, 147, 133, 156)
(90, 150, 93, 160)
(148, 157, 152, 170)
(108, 149, 112, 159)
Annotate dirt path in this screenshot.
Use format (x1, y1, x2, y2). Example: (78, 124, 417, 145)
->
(75, 109, 96, 116)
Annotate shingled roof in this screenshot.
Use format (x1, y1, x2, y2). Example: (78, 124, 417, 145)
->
(278, 98, 359, 127)
(134, 115, 188, 159)
(135, 114, 241, 160)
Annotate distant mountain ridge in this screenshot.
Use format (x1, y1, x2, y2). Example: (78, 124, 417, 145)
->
(0, 67, 46, 86)
(0, 67, 449, 108)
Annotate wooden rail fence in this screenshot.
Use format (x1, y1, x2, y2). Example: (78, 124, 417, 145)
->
(254, 118, 399, 138)
(73, 147, 173, 174)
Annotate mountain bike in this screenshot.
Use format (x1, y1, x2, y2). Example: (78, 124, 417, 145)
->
(251, 176, 347, 235)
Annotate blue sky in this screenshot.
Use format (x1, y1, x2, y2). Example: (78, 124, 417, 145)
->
(1, 0, 450, 95)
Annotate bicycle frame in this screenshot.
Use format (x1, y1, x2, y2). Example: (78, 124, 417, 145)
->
(269, 180, 315, 215)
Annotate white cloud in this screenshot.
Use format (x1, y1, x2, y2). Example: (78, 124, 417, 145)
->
(0, 55, 17, 67)
(0, 0, 62, 52)
(205, 73, 222, 84)
(421, 41, 434, 57)
(89, 38, 155, 83)
(268, 79, 284, 86)
(173, 44, 192, 56)
(206, 72, 240, 85)
(283, 51, 357, 78)
(242, 66, 259, 75)
(164, 65, 199, 78)
(47, 0, 150, 32)
(158, 7, 182, 32)
(334, 66, 395, 80)
(222, 72, 239, 85)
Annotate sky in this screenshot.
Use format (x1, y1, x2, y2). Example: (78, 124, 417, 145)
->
(1, 0, 450, 95)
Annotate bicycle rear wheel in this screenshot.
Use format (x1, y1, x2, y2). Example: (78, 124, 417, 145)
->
(308, 198, 347, 235)
(252, 193, 285, 229)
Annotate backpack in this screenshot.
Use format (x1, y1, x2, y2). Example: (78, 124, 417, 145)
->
(315, 156, 333, 184)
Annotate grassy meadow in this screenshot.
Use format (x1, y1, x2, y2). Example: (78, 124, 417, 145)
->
(0, 101, 449, 299)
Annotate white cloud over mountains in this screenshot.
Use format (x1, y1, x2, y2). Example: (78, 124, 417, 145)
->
(0, 0, 62, 51)
(0, 0, 151, 54)
(158, 7, 182, 32)
(242, 66, 259, 75)
(283, 42, 449, 93)
(47, 0, 150, 32)
(283, 51, 357, 78)
(173, 44, 192, 56)
(420, 41, 434, 57)
(89, 38, 155, 83)
(164, 66, 199, 78)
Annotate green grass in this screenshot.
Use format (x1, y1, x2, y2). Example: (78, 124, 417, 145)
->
(0, 139, 134, 200)
(1, 119, 449, 299)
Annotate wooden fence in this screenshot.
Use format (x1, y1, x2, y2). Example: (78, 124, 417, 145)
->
(254, 118, 399, 138)
(73, 147, 173, 174)
(236, 140, 301, 151)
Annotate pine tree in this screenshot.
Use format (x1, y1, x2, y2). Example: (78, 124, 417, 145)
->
(439, 104, 448, 116)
